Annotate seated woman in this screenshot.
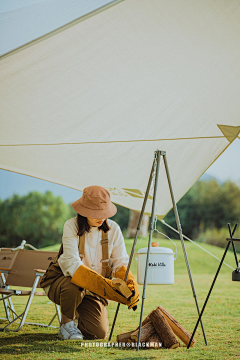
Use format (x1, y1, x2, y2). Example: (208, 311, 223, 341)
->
(40, 185, 139, 340)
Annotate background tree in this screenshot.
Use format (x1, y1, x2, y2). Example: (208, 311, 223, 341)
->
(163, 180, 240, 239)
(111, 204, 130, 235)
(1, 180, 239, 249)
(126, 210, 149, 238)
(0, 191, 73, 248)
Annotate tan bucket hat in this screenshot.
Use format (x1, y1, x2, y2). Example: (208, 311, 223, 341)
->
(72, 185, 117, 218)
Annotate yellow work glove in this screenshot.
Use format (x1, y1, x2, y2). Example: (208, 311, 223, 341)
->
(71, 264, 133, 305)
(115, 266, 139, 311)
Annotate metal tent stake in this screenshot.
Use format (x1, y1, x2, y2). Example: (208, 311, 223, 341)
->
(109, 150, 207, 349)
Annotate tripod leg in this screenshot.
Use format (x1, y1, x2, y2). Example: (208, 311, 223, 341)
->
(137, 150, 161, 351)
(108, 153, 157, 341)
(163, 154, 208, 345)
(187, 241, 231, 348)
(228, 224, 239, 268)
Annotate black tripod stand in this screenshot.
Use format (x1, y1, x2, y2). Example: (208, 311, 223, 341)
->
(187, 223, 240, 348)
(108, 150, 207, 350)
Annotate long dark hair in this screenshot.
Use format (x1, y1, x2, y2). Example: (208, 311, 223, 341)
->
(76, 214, 110, 236)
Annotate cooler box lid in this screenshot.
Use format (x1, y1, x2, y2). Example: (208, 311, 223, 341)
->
(136, 247, 174, 254)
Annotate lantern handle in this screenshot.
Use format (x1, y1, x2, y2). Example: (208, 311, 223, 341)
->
(153, 216, 177, 260)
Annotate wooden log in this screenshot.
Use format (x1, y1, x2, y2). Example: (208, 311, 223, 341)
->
(157, 306, 196, 347)
(147, 332, 162, 348)
(116, 330, 135, 343)
(116, 311, 154, 342)
(117, 310, 155, 340)
(136, 310, 155, 329)
(150, 308, 180, 349)
(112, 278, 132, 299)
(130, 321, 156, 342)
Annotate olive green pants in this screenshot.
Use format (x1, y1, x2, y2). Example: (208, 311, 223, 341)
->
(48, 275, 109, 339)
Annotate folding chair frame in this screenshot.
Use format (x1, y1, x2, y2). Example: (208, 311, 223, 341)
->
(0, 271, 16, 323)
(0, 269, 61, 332)
(0, 241, 37, 323)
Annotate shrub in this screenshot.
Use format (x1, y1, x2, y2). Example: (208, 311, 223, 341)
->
(197, 227, 240, 253)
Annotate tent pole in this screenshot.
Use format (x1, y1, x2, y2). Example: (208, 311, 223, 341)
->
(163, 153, 208, 345)
(108, 153, 157, 341)
(136, 150, 161, 351)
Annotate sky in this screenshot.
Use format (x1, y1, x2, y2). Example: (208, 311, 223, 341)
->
(0, 139, 239, 204)
(204, 139, 240, 183)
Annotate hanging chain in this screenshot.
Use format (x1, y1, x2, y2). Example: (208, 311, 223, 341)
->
(154, 214, 158, 231)
(153, 214, 177, 259)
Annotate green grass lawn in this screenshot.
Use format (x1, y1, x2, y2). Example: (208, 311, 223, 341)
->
(0, 237, 239, 359)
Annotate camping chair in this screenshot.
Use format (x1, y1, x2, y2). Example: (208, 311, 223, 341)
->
(0, 240, 43, 322)
(0, 248, 18, 322)
(0, 248, 61, 331)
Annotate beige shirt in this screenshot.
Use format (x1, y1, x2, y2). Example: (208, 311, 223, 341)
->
(58, 217, 129, 278)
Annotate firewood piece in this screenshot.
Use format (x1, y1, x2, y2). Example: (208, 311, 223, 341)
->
(112, 278, 132, 299)
(136, 310, 155, 329)
(130, 321, 156, 342)
(116, 310, 155, 342)
(157, 306, 196, 347)
(150, 308, 180, 349)
(147, 332, 162, 348)
(116, 330, 135, 343)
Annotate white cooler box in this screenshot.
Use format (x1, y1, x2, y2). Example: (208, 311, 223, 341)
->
(136, 246, 176, 285)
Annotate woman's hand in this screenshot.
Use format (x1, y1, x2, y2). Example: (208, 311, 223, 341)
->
(71, 264, 135, 306)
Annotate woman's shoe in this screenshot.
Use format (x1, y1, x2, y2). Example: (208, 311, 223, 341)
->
(58, 320, 83, 340)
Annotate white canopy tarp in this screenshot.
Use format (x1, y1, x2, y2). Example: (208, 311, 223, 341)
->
(0, 0, 240, 218)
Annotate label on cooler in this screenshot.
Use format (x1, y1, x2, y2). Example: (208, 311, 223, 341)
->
(148, 262, 166, 267)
